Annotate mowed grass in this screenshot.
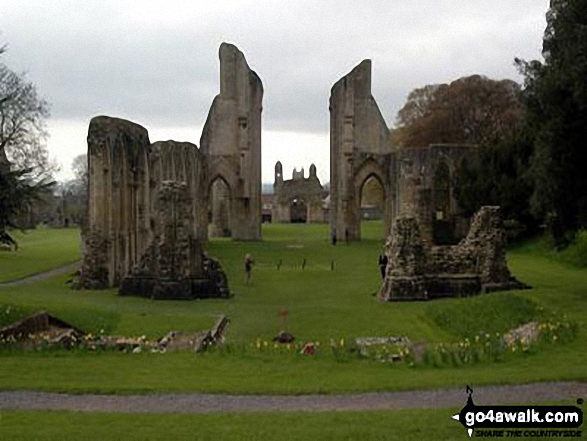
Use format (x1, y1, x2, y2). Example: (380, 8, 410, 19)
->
(0, 222, 449, 342)
(0, 227, 82, 283)
(0, 222, 584, 394)
(1, 406, 583, 441)
(0, 409, 465, 441)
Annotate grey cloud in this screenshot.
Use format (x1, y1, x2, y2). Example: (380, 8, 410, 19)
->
(0, 0, 547, 135)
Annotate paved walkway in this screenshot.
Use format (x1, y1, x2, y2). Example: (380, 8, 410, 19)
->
(0, 261, 80, 288)
(0, 382, 584, 413)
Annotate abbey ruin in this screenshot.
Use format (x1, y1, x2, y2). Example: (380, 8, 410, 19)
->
(77, 43, 525, 301)
(378, 206, 529, 301)
(329, 60, 476, 243)
(78, 43, 262, 296)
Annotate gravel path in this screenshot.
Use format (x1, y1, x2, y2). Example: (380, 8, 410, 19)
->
(0, 261, 80, 288)
(0, 382, 584, 413)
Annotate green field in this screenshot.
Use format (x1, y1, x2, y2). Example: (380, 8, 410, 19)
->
(0, 408, 476, 441)
(0, 227, 82, 283)
(1, 404, 583, 441)
(0, 222, 585, 394)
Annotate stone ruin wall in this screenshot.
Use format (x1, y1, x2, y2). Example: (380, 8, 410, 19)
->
(378, 206, 528, 301)
(329, 60, 393, 241)
(272, 162, 326, 223)
(396, 144, 477, 244)
(329, 60, 477, 242)
(78, 116, 209, 290)
(120, 181, 229, 300)
(201, 43, 263, 241)
(78, 42, 262, 293)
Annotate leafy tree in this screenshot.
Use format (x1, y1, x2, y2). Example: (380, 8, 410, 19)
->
(393, 75, 524, 148)
(517, 0, 587, 247)
(453, 128, 538, 241)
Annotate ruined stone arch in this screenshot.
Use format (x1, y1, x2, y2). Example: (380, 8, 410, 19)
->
(200, 43, 263, 241)
(329, 59, 394, 241)
(289, 196, 308, 223)
(329, 58, 478, 243)
(208, 174, 232, 238)
(353, 159, 392, 239)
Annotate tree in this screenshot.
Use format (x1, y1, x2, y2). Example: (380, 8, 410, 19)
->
(453, 128, 538, 241)
(518, 0, 587, 247)
(393, 75, 525, 148)
(71, 153, 88, 192)
(0, 167, 52, 248)
(56, 154, 88, 227)
(0, 55, 53, 180)
(0, 45, 54, 246)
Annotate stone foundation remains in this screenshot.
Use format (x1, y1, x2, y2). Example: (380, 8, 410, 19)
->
(378, 206, 529, 301)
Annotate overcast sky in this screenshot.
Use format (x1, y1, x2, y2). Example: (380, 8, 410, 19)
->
(0, 0, 548, 183)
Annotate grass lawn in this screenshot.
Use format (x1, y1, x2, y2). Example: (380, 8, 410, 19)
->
(0, 408, 464, 441)
(0, 222, 585, 394)
(0, 227, 82, 283)
(1, 406, 583, 440)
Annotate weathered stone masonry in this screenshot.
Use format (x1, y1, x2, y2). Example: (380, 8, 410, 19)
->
(329, 60, 477, 242)
(378, 206, 529, 301)
(201, 43, 263, 241)
(79, 43, 261, 295)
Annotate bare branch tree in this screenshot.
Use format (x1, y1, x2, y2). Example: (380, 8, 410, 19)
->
(0, 60, 54, 180)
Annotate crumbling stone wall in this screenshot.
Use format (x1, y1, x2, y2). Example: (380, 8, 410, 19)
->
(329, 60, 476, 242)
(79, 116, 152, 288)
(396, 144, 476, 244)
(78, 117, 229, 298)
(120, 182, 229, 299)
(201, 43, 263, 240)
(329, 60, 394, 240)
(272, 162, 326, 223)
(378, 206, 528, 301)
(79, 43, 262, 294)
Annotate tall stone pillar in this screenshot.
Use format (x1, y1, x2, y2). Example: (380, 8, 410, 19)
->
(80, 116, 151, 288)
(329, 60, 392, 241)
(201, 43, 263, 241)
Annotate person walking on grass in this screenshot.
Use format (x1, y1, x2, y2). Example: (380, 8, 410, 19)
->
(378, 253, 388, 280)
(244, 253, 254, 284)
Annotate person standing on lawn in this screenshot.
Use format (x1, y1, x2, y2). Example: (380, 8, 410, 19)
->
(244, 253, 254, 284)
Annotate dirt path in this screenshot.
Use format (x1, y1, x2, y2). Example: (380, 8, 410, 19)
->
(0, 261, 80, 288)
(0, 382, 584, 413)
